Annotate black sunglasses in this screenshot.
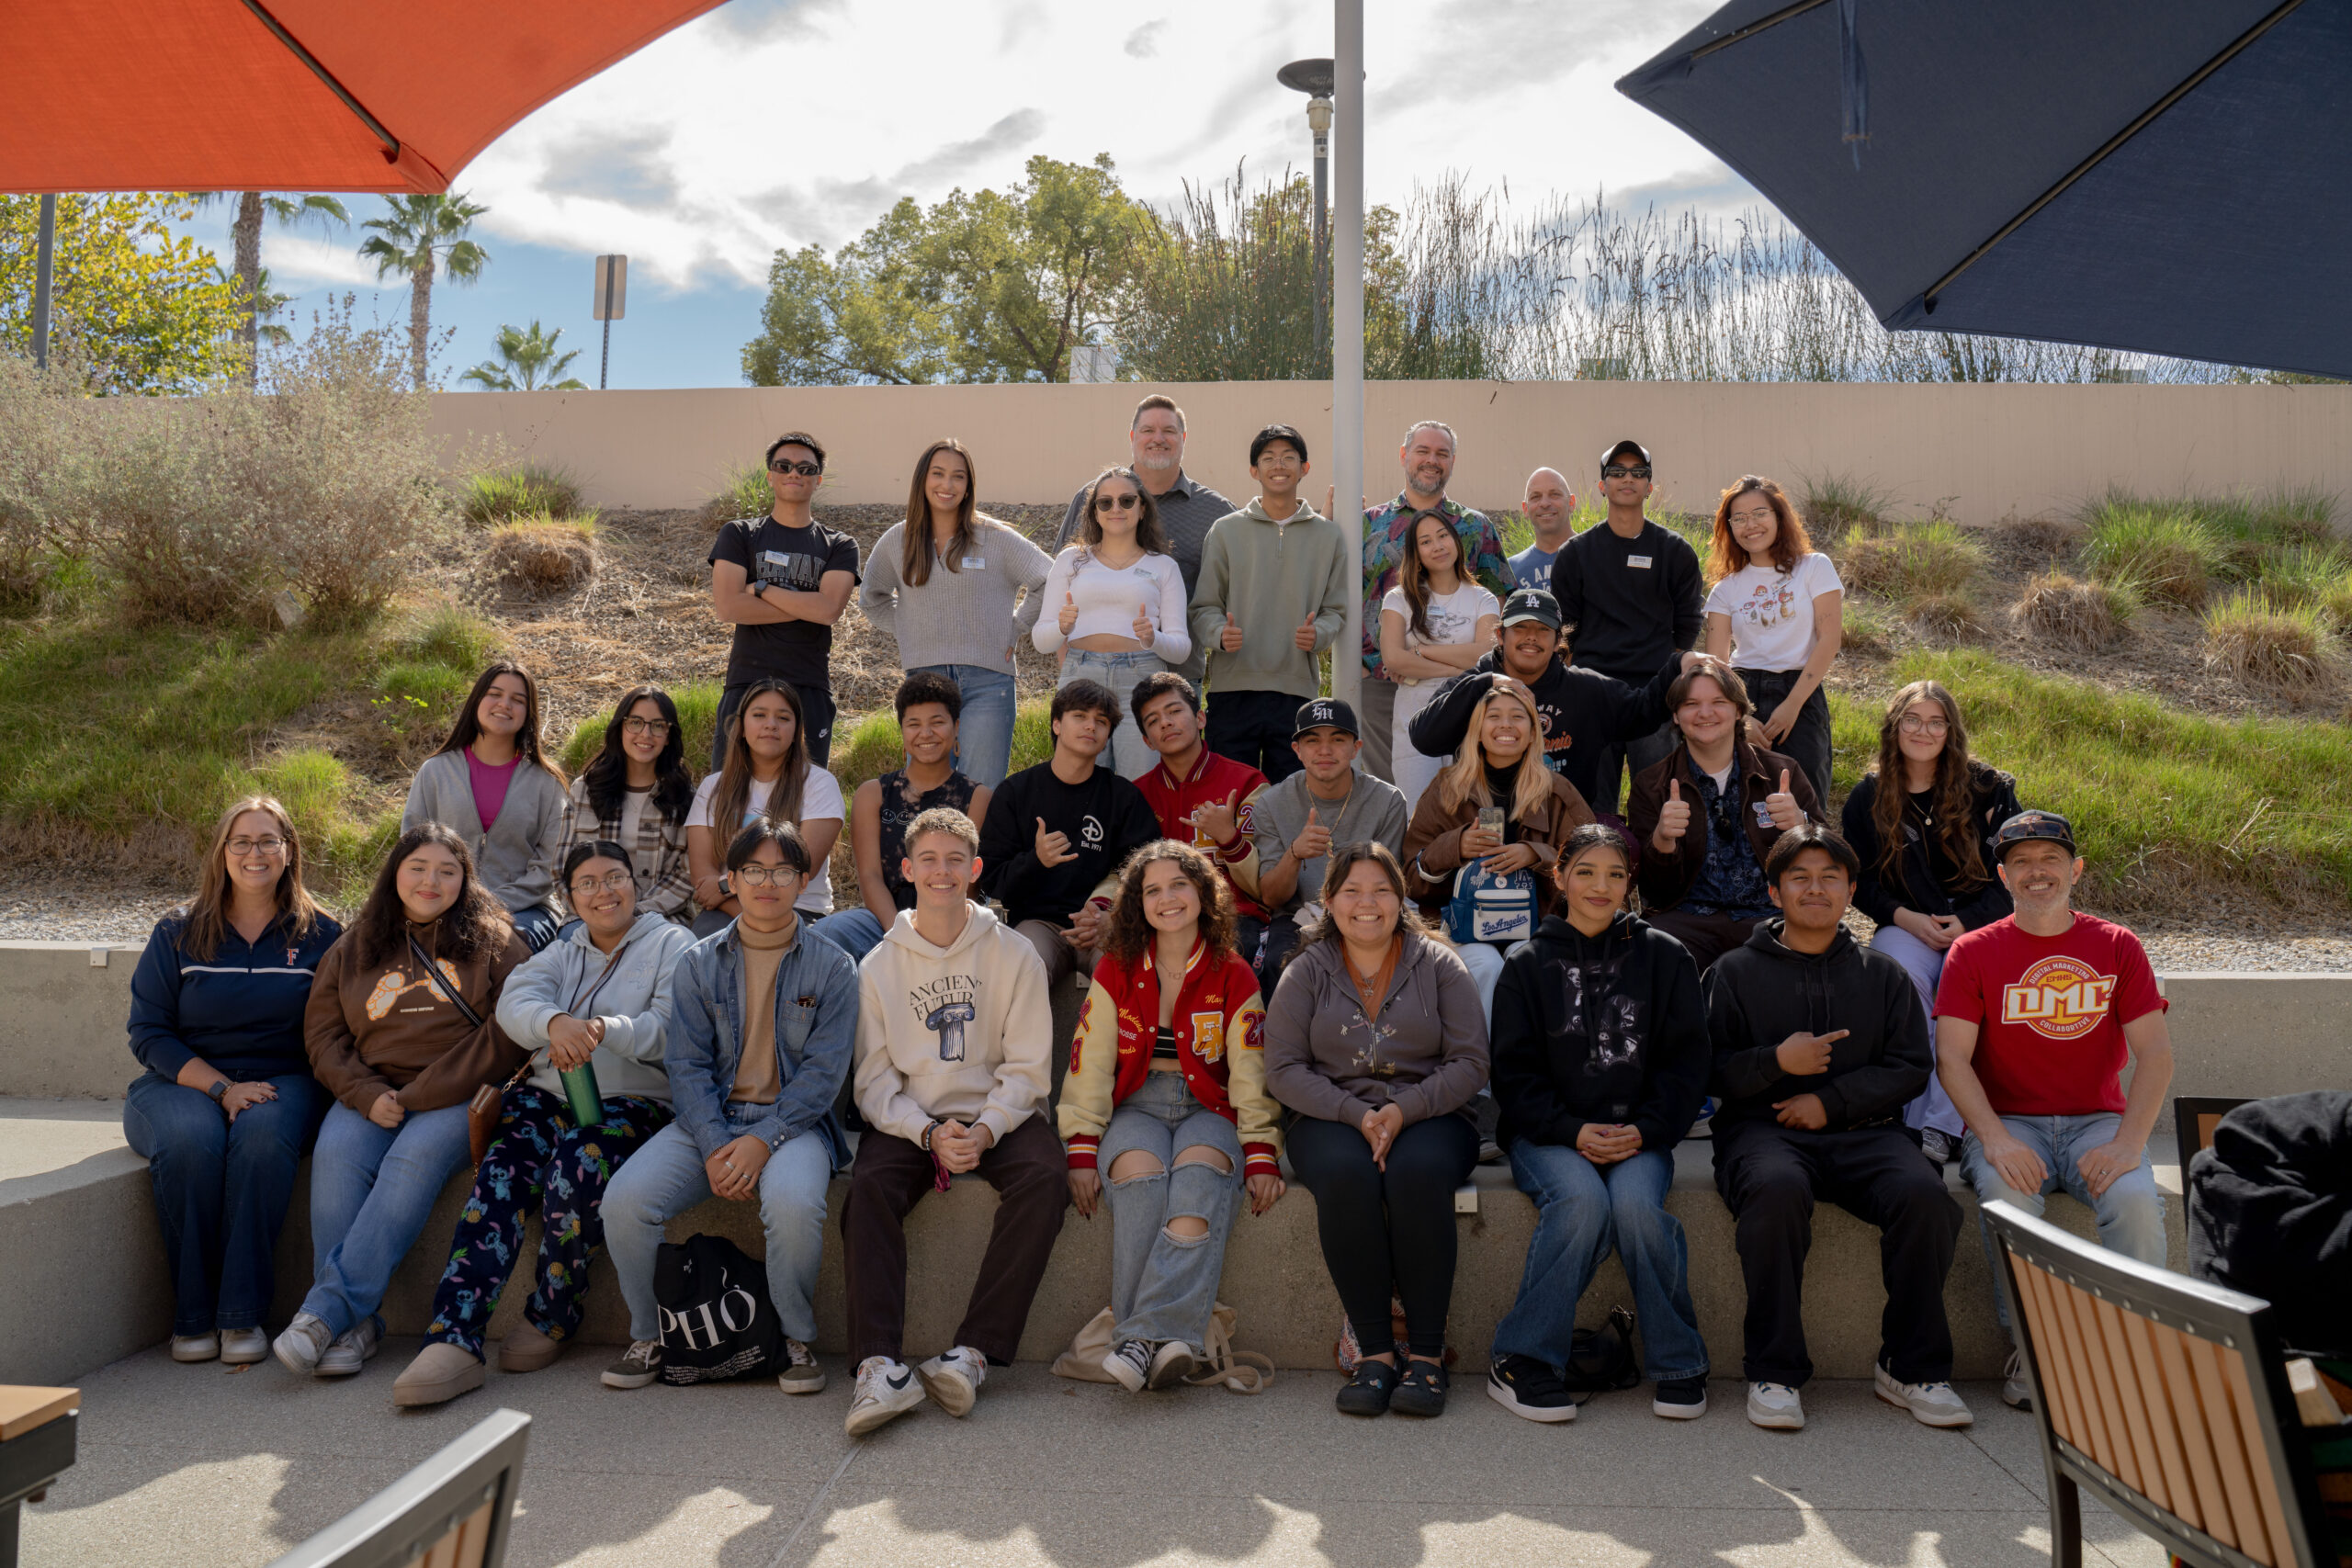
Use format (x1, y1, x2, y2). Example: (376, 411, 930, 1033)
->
(769, 459, 822, 477)
(1602, 464, 1653, 481)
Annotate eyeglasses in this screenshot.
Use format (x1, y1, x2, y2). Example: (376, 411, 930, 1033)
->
(730, 863, 803, 887)
(768, 460, 822, 477)
(1602, 464, 1653, 481)
(227, 836, 288, 856)
(1095, 493, 1141, 512)
(1897, 716, 1951, 737)
(621, 716, 673, 738)
(569, 871, 633, 896)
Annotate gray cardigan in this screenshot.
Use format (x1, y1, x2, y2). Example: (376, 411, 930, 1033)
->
(858, 517, 1051, 676)
(1263, 931, 1489, 1128)
(401, 750, 569, 916)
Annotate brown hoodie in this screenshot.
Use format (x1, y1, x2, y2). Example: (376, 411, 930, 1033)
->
(304, 921, 532, 1114)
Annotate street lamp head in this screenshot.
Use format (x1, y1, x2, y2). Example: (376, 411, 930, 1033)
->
(1277, 58, 1335, 97)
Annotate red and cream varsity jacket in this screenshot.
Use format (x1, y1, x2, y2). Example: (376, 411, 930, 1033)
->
(1057, 939, 1280, 1176)
(1136, 749, 1269, 922)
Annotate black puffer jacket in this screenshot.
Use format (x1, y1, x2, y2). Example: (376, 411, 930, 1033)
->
(1840, 762, 2025, 930)
(1490, 911, 1710, 1154)
(2189, 1091, 2352, 1355)
(1703, 920, 1929, 1134)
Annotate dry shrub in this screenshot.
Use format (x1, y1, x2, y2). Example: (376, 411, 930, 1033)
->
(49, 399, 274, 625)
(0, 356, 69, 611)
(700, 464, 772, 527)
(489, 517, 597, 592)
(1907, 592, 1982, 640)
(2010, 571, 2134, 651)
(1991, 514, 2079, 565)
(2082, 504, 2218, 608)
(2202, 591, 2333, 691)
(1838, 521, 1984, 599)
(1840, 600, 1895, 657)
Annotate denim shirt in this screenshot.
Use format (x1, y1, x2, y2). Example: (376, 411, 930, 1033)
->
(1682, 759, 1774, 919)
(663, 917, 858, 1168)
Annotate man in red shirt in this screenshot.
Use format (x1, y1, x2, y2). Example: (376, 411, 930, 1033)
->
(1130, 672, 1270, 970)
(1932, 810, 2174, 1411)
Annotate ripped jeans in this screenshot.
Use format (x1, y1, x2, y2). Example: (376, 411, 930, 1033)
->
(1097, 1071, 1245, 1352)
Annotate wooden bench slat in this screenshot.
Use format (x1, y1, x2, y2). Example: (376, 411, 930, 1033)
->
(2015, 1260, 2086, 1452)
(2222, 1341, 2298, 1566)
(2154, 1319, 2238, 1548)
(2094, 1295, 2168, 1512)
(2189, 1332, 2275, 1564)
(2060, 1275, 2133, 1483)
(2121, 1310, 2200, 1531)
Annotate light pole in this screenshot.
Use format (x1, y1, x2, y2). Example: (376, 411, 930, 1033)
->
(1277, 58, 1334, 370)
(592, 254, 627, 389)
(1327, 8, 1363, 709)
(31, 195, 56, 369)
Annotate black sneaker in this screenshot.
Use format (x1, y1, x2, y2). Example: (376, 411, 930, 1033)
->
(1653, 1374, 1709, 1419)
(1389, 1359, 1451, 1418)
(1335, 1358, 1399, 1417)
(1487, 1354, 1577, 1424)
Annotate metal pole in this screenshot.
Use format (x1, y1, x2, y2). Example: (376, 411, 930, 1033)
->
(31, 195, 57, 370)
(599, 264, 615, 389)
(1309, 99, 1330, 369)
(1331, 0, 1364, 708)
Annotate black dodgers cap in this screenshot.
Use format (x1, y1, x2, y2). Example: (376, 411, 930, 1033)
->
(1600, 438, 1651, 470)
(1994, 809, 2076, 862)
(1293, 697, 1359, 739)
(1499, 589, 1564, 630)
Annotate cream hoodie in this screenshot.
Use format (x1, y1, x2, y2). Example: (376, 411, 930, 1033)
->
(854, 902, 1053, 1145)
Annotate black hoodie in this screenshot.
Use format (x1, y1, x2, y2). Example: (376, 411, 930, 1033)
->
(1404, 650, 1684, 811)
(1489, 911, 1710, 1154)
(1703, 919, 1929, 1134)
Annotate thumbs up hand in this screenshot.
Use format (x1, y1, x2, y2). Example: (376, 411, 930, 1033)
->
(1652, 778, 1691, 852)
(1057, 585, 1079, 636)
(1293, 806, 1332, 862)
(1766, 768, 1803, 830)
(1220, 610, 1244, 652)
(1293, 615, 1317, 653)
(1134, 601, 1156, 646)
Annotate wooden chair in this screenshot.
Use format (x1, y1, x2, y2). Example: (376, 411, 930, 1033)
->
(2177, 1097, 2256, 1165)
(266, 1408, 529, 1568)
(1984, 1199, 2339, 1567)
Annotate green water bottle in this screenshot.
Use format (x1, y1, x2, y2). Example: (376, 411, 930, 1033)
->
(560, 1059, 605, 1130)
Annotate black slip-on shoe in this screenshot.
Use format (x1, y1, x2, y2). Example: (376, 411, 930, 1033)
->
(1336, 1358, 1399, 1417)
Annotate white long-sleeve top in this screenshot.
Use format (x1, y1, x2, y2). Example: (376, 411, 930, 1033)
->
(1030, 546, 1193, 662)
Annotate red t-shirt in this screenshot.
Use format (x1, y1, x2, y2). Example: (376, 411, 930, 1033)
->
(1932, 913, 2165, 1116)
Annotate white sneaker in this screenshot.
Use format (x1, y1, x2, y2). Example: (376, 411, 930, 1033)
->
(844, 1356, 925, 1437)
(273, 1313, 333, 1375)
(1147, 1339, 1197, 1391)
(1747, 1381, 1805, 1430)
(916, 1346, 987, 1417)
(315, 1315, 382, 1377)
(1875, 1363, 1974, 1427)
(2002, 1348, 2034, 1410)
(220, 1327, 270, 1365)
(171, 1332, 220, 1363)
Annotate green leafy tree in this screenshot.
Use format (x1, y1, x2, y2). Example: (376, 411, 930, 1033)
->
(198, 193, 349, 384)
(460, 320, 587, 391)
(743, 198, 950, 385)
(359, 193, 489, 389)
(0, 194, 246, 393)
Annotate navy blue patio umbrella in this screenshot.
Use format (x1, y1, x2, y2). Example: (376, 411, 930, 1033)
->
(1615, 0, 2352, 379)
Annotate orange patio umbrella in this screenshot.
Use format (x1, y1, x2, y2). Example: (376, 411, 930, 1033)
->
(1, 0, 727, 193)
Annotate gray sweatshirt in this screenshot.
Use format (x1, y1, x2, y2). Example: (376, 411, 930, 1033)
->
(1249, 762, 1411, 920)
(1263, 931, 1489, 1127)
(1187, 499, 1351, 699)
(859, 517, 1052, 676)
(492, 909, 695, 1103)
(401, 750, 569, 916)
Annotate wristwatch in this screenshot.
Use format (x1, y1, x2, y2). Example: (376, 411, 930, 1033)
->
(206, 1078, 230, 1104)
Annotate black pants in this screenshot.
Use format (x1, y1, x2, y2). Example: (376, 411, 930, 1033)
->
(1645, 908, 1763, 974)
(1735, 669, 1832, 807)
(1713, 1120, 1960, 1387)
(1255, 916, 1306, 995)
(1287, 1111, 1477, 1358)
(713, 681, 837, 773)
(1205, 688, 1304, 783)
(1589, 716, 1679, 818)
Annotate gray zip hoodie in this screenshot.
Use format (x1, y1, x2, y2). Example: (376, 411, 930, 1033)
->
(402, 750, 568, 916)
(1263, 930, 1490, 1127)
(493, 909, 695, 1103)
(1187, 499, 1351, 698)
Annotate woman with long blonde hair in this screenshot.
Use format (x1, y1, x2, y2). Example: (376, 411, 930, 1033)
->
(685, 677, 845, 934)
(125, 795, 341, 1367)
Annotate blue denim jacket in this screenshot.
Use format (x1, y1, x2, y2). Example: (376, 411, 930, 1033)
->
(663, 917, 858, 1169)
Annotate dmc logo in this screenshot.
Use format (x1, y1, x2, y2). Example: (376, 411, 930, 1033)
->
(2000, 955, 2117, 1041)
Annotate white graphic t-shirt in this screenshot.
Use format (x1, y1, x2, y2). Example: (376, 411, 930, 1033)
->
(1703, 551, 1844, 672)
(687, 766, 846, 916)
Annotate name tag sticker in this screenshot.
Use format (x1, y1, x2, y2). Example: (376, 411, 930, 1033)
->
(961, 556, 987, 570)
(1627, 555, 1653, 569)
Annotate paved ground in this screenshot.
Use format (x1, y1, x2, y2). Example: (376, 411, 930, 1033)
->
(27, 1339, 2167, 1567)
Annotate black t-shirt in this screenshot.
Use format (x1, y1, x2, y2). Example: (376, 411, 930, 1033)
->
(1549, 520, 1703, 683)
(976, 761, 1160, 927)
(707, 516, 863, 689)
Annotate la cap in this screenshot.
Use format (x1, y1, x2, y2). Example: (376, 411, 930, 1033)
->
(1499, 588, 1564, 630)
(1292, 697, 1359, 740)
(1994, 809, 2076, 863)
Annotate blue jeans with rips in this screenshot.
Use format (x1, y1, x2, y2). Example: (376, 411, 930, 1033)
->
(1096, 1072, 1244, 1352)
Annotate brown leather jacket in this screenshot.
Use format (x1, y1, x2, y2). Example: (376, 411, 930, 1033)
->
(1626, 733, 1822, 911)
(1401, 763, 1596, 919)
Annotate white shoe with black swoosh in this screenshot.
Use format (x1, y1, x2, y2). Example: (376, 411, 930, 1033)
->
(845, 1356, 925, 1436)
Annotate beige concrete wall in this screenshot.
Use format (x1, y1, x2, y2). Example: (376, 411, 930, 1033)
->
(429, 381, 2352, 524)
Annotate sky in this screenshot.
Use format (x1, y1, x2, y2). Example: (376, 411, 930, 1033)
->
(254, 0, 1758, 389)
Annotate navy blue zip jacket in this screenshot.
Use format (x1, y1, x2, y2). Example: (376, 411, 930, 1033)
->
(128, 910, 344, 1082)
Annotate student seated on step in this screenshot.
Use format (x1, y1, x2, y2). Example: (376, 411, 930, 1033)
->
(395, 841, 694, 1407)
(1931, 809, 2173, 1413)
(1130, 671, 1272, 971)
(1059, 840, 1282, 1394)
(1484, 824, 1711, 1426)
(842, 807, 1063, 1438)
(1246, 697, 1408, 989)
(1703, 824, 1972, 1435)
(401, 661, 571, 953)
(276, 825, 532, 1382)
(595, 820, 858, 1398)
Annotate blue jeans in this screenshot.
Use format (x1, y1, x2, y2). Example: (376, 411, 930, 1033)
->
(1097, 1072, 1244, 1351)
(1059, 648, 1169, 779)
(1492, 1142, 1708, 1382)
(808, 906, 888, 963)
(510, 903, 562, 953)
(300, 1100, 475, 1337)
(124, 1070, 325, 1336)
(601, 1118, 837, 1344)
(913, 663, 1017, 789)
(1960, 1112, 2167, 1330)
(1867, 924, 1964, 1137)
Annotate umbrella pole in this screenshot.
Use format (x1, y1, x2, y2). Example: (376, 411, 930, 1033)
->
(1330, 0, 1364, 708)
(31, 195, 55, 370)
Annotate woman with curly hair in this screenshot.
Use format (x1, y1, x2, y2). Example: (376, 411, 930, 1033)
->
(274, 823, 531, 1382)
(1839, 680, 2026, 1161)
(1059, 840, 1281, 1393)
(557, 685, 699, 925)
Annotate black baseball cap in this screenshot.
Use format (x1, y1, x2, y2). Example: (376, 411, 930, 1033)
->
(1600, 438, 1651, 471)
(1994, 809, 2076, 863)
(1293, 697, 1359, 740)
(1499, 589, 1564, 630)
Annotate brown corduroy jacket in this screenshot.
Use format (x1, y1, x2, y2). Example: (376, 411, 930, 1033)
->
(1625, 733, 1822, 911)
(303, 922, 532, 1115)
(1400, 764, 1595, 920)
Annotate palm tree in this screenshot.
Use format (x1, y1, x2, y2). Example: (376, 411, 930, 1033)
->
(359, 193, 490, 389)
(209, 262, 295, 350)
(460, 320, 588, 390)
(198, 192, 350, 385)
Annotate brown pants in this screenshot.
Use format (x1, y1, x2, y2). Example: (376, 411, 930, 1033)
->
(841, 1113, 1068, 1367)
(1015, 919, 1094, 1102)
(1646, 908, 1762, 974)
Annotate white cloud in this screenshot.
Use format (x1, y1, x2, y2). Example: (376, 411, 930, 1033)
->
(437, 0, 1750, 291)
(264, 231, 383, 288)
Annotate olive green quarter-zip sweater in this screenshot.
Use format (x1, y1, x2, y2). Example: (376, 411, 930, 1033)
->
(1187, 499, 1352, 700)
